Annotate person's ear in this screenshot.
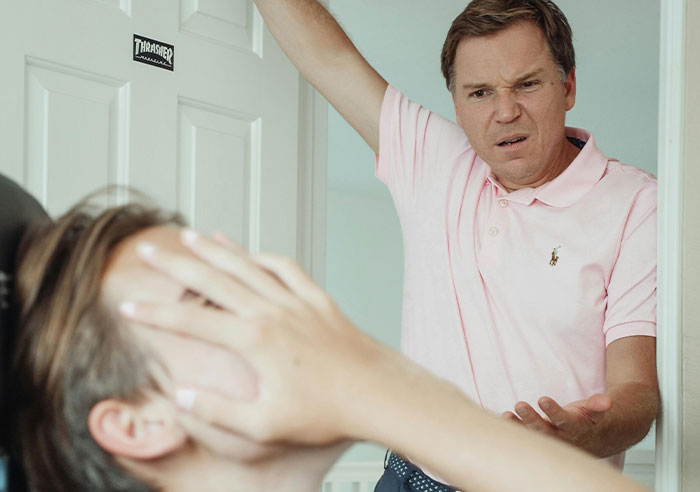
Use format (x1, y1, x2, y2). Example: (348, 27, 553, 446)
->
(88, 397, 187, 460)
(564, 68, 576, 111)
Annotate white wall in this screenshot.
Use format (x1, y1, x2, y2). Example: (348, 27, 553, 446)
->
(683, 1, 700, 488)
(325, 0, 660, 473)
(325, 189, 403, 463)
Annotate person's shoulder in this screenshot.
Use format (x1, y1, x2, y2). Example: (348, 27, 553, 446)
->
(599, 161, 657, 211)
(605, 161, 656, 182)
(603, 160, 657, 192)
(387, 86, 464, 133)
(382, 86, 472, 163)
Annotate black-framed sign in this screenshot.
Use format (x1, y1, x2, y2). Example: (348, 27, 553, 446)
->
(133, 34, 175, 71)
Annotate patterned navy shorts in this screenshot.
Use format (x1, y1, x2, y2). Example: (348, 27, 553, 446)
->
(373, 452, 458, 492)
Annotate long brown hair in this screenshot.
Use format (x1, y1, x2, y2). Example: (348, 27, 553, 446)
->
(11, 197, 183, 492)
(441, 0, 575, 92)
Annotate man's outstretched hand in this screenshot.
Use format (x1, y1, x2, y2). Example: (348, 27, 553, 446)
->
(501, 394, 613, 449)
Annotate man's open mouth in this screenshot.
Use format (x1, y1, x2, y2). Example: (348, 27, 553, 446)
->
(498, 137, 527, 147)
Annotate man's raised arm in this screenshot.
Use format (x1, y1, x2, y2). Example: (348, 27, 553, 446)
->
(255, 0, 388, 153)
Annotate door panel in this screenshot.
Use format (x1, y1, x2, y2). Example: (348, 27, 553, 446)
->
(180, 0, 256, 51)
(24, 59, 128, 213)
(94, 0, 130, 14)
(177, 99, 255, 243)
(1, 0, 302, 256)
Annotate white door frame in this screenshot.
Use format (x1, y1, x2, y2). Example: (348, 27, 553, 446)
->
(296, 78, 328, 287)
(296, 0, 329, 288)
(656, 0, 685, 490)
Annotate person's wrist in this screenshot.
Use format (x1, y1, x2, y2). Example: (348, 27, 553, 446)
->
(336, 345, 431, 444)
(328, 334, 402, 440)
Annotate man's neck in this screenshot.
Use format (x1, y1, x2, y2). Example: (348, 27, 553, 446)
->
(499, 136, 582, 192)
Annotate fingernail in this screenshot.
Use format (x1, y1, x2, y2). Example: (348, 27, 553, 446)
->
(175, 388, 197, 411)
(541, 401, 551, 410)
(181, 228, 199, 246)
(516, 408, 529, 418)
(119, 301, 137, 317)
(137, 242, 157, 258)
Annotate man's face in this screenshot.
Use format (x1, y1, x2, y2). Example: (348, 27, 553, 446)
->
(451, 21, 577, 191)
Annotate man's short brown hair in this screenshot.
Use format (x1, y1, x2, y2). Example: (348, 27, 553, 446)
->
(441, 0, 575, 92)
(11, 197, 183, 492)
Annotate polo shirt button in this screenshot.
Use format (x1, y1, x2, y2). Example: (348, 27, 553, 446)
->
(499, 199, 509, 208)
(489, 227, 499, 237)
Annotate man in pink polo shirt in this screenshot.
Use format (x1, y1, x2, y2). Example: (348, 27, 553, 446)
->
(254, 0, 659, 489)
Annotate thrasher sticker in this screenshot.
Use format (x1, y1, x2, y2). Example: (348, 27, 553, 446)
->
(133, 34, 174, 71)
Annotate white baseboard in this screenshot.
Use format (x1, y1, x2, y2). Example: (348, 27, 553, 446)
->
(322, 461, 384, 491)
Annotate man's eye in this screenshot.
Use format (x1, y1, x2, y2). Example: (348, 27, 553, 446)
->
(519, 80, 539, 90)
(470, 89, 487, 99)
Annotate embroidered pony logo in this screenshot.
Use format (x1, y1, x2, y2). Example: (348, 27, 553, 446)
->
(550, 246, 562, 267)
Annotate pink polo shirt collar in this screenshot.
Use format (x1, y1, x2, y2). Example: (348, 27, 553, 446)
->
(485, 127, 608, 207)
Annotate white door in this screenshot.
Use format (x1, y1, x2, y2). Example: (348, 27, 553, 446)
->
(0, 0, 307, 257)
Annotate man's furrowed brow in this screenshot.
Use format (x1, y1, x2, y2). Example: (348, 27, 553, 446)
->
(460, 68, 547, 91)
(511, 68, 546, 85)
(461, 81, 490, 91)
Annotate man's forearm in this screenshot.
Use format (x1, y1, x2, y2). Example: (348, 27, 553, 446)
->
(577, 382, 659, 457)
(253, 0, 386, 151)
(254, 0, 352, 84)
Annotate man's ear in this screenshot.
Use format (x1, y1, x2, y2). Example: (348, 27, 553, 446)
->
(88, 397, 187, 460)
(564, 68, 576, 111)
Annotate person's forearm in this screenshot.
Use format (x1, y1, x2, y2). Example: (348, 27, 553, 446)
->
(340, 351, 649, 492)
(253, 0, 386, 151)
(254, 0, 353, 85)
(577, 382, 659, 457)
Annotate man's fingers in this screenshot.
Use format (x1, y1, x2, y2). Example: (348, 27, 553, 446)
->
(586, 393, 613, 413)
(539, 395, 612, 432)
(538, 397, 571, 429)
(121, 301, 257, 351)
(584, 394, 613, 424)
(514, 402, 554, 434)
(501, 411, 523, 425)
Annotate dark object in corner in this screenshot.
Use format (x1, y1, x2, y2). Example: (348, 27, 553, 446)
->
(0, 174, 49, 492)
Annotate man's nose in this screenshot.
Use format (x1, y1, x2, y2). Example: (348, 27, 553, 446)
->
(494, 91, 521, 123)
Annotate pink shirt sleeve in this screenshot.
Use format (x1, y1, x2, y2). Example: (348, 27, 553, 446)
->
(603, 178, 657, 345)
(375, 86, 470, 206)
